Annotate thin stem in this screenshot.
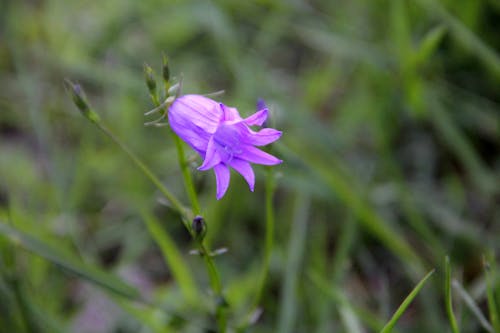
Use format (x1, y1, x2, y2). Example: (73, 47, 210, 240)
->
(94, 122, 190, 227)
(200, 243, 223, 293)
(445, 256, 460, 333)
(172, 134, 201, 215)
(197, 240, 226, 333)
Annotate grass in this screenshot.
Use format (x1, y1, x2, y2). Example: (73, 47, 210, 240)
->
(0, 0, 499, 332)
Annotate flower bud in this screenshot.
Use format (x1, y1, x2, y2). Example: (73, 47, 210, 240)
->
(191, 215, 207, 242)
(65, 79, 101, 123)
(162, 53, 170, 84)
(143, 63, 157, 93)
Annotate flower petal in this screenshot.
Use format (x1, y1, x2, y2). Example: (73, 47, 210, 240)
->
(220, 104, 242, 122)
(169, 95, 222, 134)
(229, 158, 255, 191)
(243, 109, 268, 126)
(256, 98, 267, 112)
(240, 145, 282, 165)
(214, 164, 230, 200)
(244, 128, 282, 146)
(168, 120, 211, 153)
(198, 137, 220, 171)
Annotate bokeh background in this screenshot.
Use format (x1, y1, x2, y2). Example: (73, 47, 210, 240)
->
(1, 0, 499, 332)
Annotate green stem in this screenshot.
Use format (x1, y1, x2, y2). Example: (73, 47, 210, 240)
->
(94, 122, 190, 228)
(172, 134, 201, 215)
(150, 92, 225, 330)
(199, 242, 226, 332)
(199, 244, 222, 293)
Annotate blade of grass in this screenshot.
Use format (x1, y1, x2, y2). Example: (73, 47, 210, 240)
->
(380, 269, 435, 333)
(428, 96, 496, 195)
(330, 213, 357, 284)
(279, 141, 425, 277)
(314, 214, 358, 332)
(114, 298, 172, 333)
(0, 221, 140, 300)
(251, 167, 277, 312)
(277, 193, 310, 333)
(413, 25, 447, 67)
(452, 280, 493, 333)
(445, 256, 460, 333)
(415, 0, 500, 78)
(141, 212, 198, 302)
(339, 305, 364, 333)
(484, 256, 500, 333)
(309, 270, 384, 331)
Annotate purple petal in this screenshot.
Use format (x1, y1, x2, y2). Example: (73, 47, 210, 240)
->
(240, 145, 282, 165)
(214, 164, 230, 200)
(220, 104, 242, 122)
(168, 119, 212, 153)
(169, 95, 222, 134)
(198, 137, 220, 171)
(243, 109, 268, 126)
(256, 98, 267, 112)
(244, 128, 282, 146)
(229, 158, 255, 191)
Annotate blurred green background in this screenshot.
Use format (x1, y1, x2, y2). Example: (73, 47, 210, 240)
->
(1, 0, 499, 332)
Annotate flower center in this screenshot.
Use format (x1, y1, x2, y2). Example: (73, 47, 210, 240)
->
(213, 123, 243, 161)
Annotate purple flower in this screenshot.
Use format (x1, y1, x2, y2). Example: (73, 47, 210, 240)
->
(168, 94, 282, 199)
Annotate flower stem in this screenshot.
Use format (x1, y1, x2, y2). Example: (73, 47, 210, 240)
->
(198, 242, 227, 332)
(176, 140, 226, 332)
(151, 93, 226, 331)
(94, 122, 190, 226)
(172, 134, 201, 215)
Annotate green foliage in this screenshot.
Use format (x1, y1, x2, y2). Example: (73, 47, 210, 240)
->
(1, 0, 499, 332)
(380, 269, 435, 333)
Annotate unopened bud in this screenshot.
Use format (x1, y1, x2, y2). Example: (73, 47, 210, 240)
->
(65, 79, 101, 123)
(191, 215, 207, 242)
(143, 63, 157, 93)
(162, 53, 170, 83)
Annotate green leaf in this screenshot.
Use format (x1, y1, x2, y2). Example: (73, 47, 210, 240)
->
(453, 279, 494, 332)
(279, 141, 426, 277)
(309, 270, 384, 331)
(141, 213, 198, 302)
(414, 25, 447, 67)
(484, 256, 500, 333)
(0, 222, 140, 300)
(415, 0, 500, 78)
(380, 269, 435, 333)
(445, 256, 460, 333)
